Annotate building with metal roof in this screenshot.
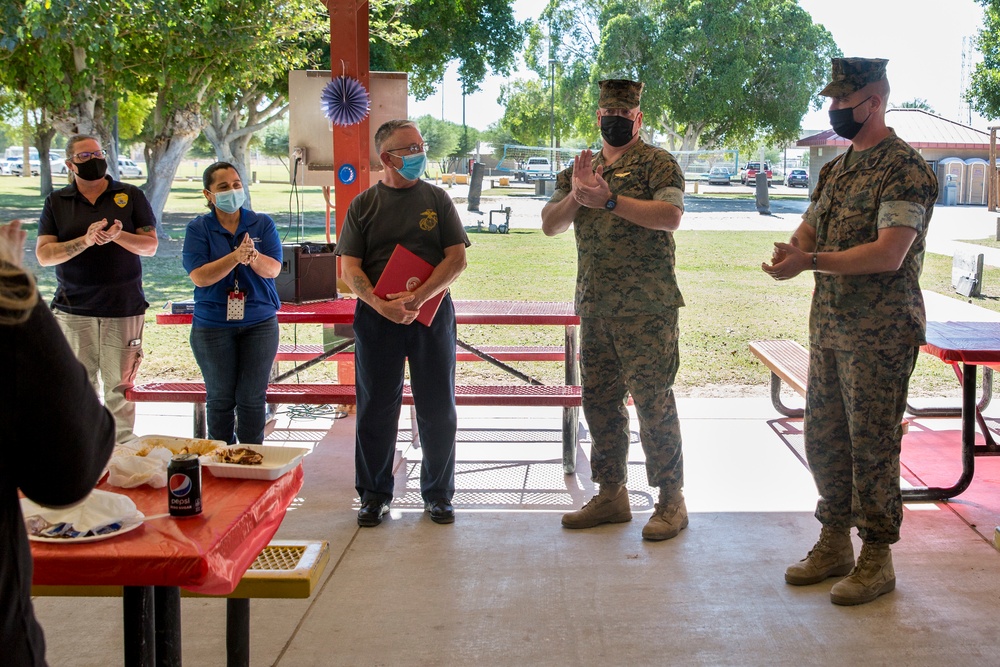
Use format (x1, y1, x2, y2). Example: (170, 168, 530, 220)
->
(797, 109, 990, 205)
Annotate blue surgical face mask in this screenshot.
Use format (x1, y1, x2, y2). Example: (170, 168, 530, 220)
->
(213, 187, 245, 213)
(391, 152, 427, 181)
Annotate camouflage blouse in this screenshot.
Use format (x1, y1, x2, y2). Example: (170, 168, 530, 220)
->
(804, 129, 938, 349)
(550, 140, 686, 317)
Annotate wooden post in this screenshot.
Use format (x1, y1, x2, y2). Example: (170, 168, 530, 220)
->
(325, 0, 370, 241)
(324, 0, 370, 388)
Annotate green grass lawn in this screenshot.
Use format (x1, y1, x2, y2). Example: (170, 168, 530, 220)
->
(1, 174, 991, 396)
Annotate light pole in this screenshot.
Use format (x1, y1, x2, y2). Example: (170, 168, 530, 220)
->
(549, 58, 557, 172)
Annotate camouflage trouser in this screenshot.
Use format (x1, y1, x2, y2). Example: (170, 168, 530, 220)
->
(581, 310, 683, 494)
(804, 344, 918, 545)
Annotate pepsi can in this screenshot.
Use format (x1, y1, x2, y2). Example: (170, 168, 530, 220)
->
(168, 453, 203, 517)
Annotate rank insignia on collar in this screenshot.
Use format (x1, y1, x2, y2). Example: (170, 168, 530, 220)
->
(114, 193, 129, 208)
(614, 171, 631, 177)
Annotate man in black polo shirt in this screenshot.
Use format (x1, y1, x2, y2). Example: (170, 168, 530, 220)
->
(36, 135, 158, 444)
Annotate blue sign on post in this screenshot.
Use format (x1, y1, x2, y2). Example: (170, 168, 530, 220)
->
(338, 164, 357, 185)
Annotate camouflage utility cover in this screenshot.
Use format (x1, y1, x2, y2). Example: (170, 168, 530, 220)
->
(598, 79, 644, 109)
(804, 130, 938, 350)
(819, 57, 888, 97)
(550, 140, 685, 317)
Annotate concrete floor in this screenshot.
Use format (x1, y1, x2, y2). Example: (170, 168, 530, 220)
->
(32, 394, 1000, 667)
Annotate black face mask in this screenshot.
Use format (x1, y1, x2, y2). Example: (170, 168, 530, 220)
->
(600, 114, 636, 147)
(828, 96, 873, 140)
(75, 157, 108, 181)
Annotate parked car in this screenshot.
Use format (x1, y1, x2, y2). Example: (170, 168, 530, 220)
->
(785, 168, 808, 188)
(10, 159, 40, 176)
(707, 167, 732, 185)
(740, 161, 773, 186)
(118, 157, 143, 178)
(52, 155, 69, 175)
(516, 156, 553, 182)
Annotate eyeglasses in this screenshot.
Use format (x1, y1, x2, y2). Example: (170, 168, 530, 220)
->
(71, 150, 107, 162)
(386, 143, 426, 155)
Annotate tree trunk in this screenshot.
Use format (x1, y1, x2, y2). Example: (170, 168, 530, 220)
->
(144, 103, 206, 239)
(34, 116, 57, 198)
(203, 92, 288, 212)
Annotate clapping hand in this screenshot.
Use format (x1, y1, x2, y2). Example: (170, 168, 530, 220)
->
(94, 219, 123, 245)
(571, 150, 612, 208)
(0, 219, 28, 266)
(235, 233, 258, 265)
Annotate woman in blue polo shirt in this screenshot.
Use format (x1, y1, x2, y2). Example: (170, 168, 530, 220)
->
(181, 162, 282, 444)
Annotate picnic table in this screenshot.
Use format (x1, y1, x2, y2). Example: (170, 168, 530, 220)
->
(30, 466, 304, 666)
(149, 298, 584, 471)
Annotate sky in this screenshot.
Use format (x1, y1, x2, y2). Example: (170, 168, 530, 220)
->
(407, 0, 991, 135)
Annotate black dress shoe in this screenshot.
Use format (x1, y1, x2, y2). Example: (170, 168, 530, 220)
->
(425, 498, 455, 524)
(357, 499, 390, 527)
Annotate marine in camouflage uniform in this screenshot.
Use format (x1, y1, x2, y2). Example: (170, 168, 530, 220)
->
(763, 58, 938, 605)
(541, 78, 688, 541)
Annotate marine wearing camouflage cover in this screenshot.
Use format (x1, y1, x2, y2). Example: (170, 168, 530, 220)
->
(819, 57, 888, 98)
(550, 139, 686, 491)
(550, 140, 685, 317)
(803, 129, 936, 545)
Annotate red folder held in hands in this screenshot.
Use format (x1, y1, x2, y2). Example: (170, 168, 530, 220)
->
(372, 244, 444, 326)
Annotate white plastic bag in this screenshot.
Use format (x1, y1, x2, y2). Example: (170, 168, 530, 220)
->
(105, 447, 173, 488)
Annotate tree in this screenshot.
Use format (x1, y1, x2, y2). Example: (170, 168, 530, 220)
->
(369, 0, 524, 100)
(970, 1, 1000, 119)
(412, 115, 460, 162)
(896, 98, 935, 113)
(501, 0, 839, 152)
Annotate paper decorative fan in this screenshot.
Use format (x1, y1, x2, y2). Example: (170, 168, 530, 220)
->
(321, 75, 370, 126)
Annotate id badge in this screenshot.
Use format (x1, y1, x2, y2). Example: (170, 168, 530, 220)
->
(227, 287, 246, 321)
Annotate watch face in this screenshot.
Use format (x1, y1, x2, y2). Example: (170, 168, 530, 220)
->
(605, 198, 617, 210)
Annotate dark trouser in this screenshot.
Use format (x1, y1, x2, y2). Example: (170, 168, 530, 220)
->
(804, 344, 918, 545)
(190, 317, 279, 445)
(353, 295, 457, 504)
(580, 310, 684, 494)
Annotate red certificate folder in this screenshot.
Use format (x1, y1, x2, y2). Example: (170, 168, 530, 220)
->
(372, 244, 444, 326)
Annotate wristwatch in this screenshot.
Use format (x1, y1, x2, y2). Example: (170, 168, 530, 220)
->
(604, 193, 618, 211)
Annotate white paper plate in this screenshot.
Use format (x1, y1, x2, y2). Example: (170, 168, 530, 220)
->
(203, 445, 308, 481)
(26, 516, 144, 544)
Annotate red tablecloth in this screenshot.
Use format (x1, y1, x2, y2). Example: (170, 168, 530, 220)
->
(30, 466, 303, 596)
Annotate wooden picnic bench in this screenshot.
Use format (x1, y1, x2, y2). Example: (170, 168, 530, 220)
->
(749, 338, 908, 432)
(748, 339, 809, 417)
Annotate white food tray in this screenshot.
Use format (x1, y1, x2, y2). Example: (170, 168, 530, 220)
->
(123, 434, 227, 456)
(203, 445, 308, 481)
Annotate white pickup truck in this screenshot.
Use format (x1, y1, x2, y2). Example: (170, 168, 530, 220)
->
(516, 157, 554, 182)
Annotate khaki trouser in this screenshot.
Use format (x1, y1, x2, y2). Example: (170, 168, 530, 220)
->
(54, 310, 145, 445)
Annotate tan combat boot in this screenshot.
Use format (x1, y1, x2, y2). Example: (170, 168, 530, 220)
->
(642, 490, 688, 541)
(784, 527, 855, 585)
(561, 484, 632, 529)
(829, 543, 895, 606)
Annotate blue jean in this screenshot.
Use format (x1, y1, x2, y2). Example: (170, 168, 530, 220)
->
(353, 295, 457, 504)
(190, 317, 279, 444)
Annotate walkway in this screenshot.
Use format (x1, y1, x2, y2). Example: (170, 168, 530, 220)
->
(32, 390, 1000, 666)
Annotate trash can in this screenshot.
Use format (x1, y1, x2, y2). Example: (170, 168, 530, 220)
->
(945, 182, 958, 206)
